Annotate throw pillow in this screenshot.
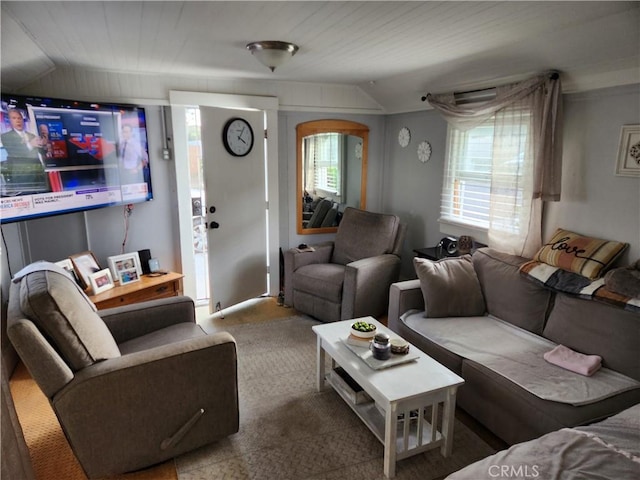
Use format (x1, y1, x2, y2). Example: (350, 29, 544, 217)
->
(534, 228, 628, 280)
(414, 256, 485, 318)
(475, 248, 551, 335)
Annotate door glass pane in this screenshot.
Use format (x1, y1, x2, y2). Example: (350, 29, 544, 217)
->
(186, 107, 209, 302)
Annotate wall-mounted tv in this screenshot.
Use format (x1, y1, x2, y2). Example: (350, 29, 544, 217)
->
(0, 93, 152, 224)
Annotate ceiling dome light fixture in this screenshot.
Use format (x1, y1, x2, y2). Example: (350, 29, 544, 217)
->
(246, 41, 299, 72)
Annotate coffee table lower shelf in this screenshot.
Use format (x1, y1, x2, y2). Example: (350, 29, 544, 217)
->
(325, 369, 444, 461)
(313, 318, 463, 478)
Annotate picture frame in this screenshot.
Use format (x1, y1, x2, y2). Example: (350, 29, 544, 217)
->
(55, 258, 74, 274)
(69, 251, 101, 290)
(107, 252, 142, 285)
(148, 258, 160, 273)
(89, 268, 115, 295)
(55, 258, 80, 284)
(615, 124, 640, 177)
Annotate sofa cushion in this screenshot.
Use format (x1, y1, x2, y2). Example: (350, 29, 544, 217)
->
(398, 310, 466, 374)
(19, 270, 120, 371)
(534, 228, 628, 280)
(332, 208, 399, 265)
(543, 294, 640, 381)
(292, 263, 345, 302)
(458, 359, 640, 445)
(414, 256, 485, 318)
(404, 312, 639, 406)
(472, 248, 552, 335)
(118, 323, 206, 355)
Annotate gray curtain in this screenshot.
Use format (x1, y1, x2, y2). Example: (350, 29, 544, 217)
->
(428, 71, 563, 257)
(427, 71, 562, 201)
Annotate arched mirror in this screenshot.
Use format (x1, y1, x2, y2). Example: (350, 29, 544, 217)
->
(297, 119, 368, 234)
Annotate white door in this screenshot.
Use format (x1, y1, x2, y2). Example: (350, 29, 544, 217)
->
(200, 107, 267, 312)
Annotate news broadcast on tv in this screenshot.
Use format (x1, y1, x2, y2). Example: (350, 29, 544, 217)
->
(0, 94, 153, 224)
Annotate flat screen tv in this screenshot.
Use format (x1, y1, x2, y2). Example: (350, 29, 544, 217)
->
(0, 93, 152, 224)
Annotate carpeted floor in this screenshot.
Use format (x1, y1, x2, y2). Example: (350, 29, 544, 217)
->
(175, 314, 497, 480)
(10, 298, 497, 480)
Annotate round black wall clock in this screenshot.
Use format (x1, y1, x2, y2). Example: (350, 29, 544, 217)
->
(222, 117, 254, 157)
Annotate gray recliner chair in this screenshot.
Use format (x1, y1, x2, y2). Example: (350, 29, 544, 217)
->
(284, 207, 406, 323)
(305, 198, 333, 228)
(7, 263, 238, 479)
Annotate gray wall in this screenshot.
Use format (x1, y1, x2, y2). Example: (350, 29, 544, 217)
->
(382, 110, 449, 279)
(2, 84, 638, 293)
(545, 84, 640, 264)
(383, 84, 640, 279)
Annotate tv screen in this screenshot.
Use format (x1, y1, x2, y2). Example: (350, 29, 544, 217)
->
(0, 93, 153, 224)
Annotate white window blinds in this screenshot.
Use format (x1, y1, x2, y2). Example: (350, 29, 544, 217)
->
(304, 133, 343, 197)
(441, 109, 532, 235)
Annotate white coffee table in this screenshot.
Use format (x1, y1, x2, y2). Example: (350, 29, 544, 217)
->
(312, 317, 464, 478)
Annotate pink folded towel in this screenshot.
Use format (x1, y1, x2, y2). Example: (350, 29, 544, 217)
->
(543, 344, 602, 377)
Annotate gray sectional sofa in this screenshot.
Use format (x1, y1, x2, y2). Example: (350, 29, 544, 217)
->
(388, 247, 640, 445)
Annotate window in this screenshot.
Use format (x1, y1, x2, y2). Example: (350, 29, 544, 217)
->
(304, 133, 343, 197)
(440, 110, 532, 234)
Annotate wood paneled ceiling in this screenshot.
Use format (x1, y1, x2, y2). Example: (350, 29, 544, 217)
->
(2, 1, 638, 113)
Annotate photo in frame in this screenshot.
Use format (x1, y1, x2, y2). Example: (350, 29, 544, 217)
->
(108, 252, 142, 285)
(69, 251, 101, 290)
(89, 268, 115, 295)
(615, 124, 640, 177)
(55, 258, 80, 284)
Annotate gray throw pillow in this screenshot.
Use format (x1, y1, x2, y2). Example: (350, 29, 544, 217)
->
(414, 256, 485, 318)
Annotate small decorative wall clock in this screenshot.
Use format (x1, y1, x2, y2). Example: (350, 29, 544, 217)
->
(615, 124, 640, 177)
(417, 140, 432, 163)
(398, 127, 411, 148)
(355, 142, 363, 159)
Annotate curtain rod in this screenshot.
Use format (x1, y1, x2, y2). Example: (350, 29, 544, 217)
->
(421, 72, 559, 102)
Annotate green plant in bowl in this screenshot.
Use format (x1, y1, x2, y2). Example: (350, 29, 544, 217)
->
(350, 321, 377, 339)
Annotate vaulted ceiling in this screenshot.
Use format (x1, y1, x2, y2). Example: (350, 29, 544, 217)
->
(2, 1, 638, 114)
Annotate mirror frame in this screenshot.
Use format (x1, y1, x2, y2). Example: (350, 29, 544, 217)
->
(296, 119, 369, 235)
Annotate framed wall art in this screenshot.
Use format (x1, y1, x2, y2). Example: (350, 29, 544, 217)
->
(108, 252, 142, 285)
(89, 268, 115, 295)
(70, 251, 101, 290)
(615, 124, 640, 177)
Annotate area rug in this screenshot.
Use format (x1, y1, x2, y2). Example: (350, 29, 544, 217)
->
(176, 316, 496, 480)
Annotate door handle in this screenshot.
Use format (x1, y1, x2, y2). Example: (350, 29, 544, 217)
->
(209, 206, 216, 214)
(209, 221, 220, 229)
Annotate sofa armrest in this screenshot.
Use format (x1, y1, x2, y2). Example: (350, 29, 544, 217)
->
(8, 319, 74, 397)
(283, 241, 334, 305)
(99, 296, 196, 344)
(342, 254, 401, 320)
(388, 280, 424, 332)
(52, 331, 238, 478)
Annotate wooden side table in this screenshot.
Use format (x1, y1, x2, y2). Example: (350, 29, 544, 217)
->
(89, 271, 184, 310)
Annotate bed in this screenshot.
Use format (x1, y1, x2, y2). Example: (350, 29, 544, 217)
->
(447, 403, 640, 479)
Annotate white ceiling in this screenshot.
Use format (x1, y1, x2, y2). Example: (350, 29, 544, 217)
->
(2, 1, 639, 113)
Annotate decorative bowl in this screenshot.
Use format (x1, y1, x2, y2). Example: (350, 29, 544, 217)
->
(350, 321, 377, 339)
